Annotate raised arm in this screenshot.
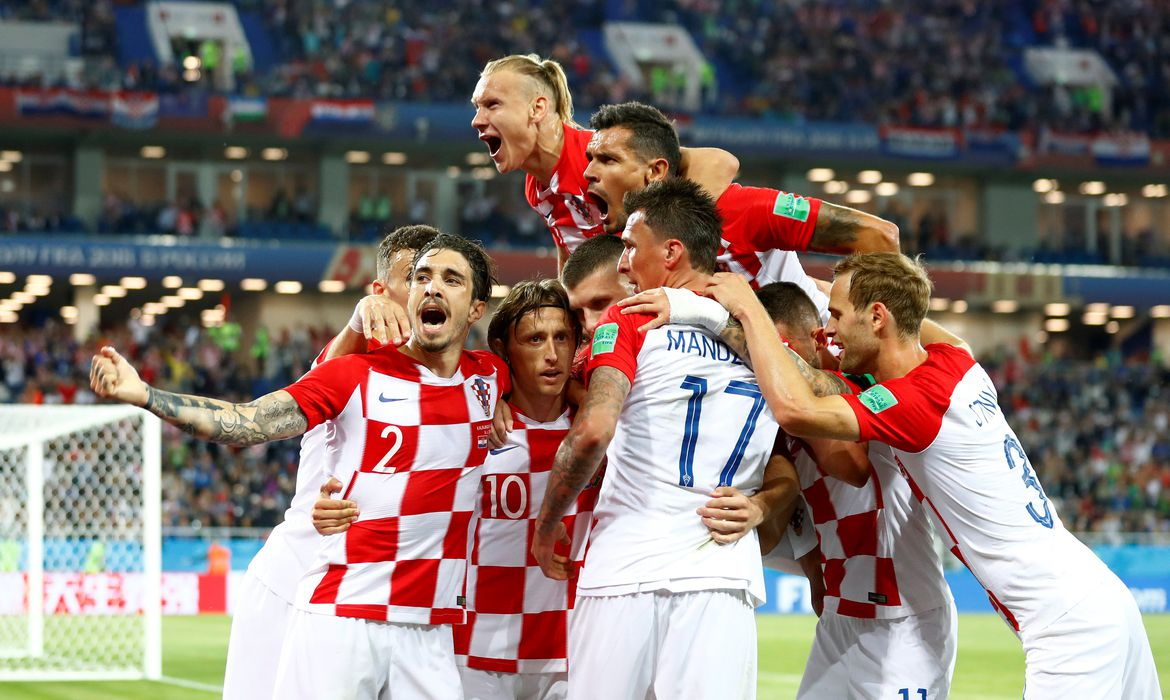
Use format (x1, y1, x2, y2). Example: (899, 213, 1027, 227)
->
(533, 365, 630, 579)
(324, 294, 411, 361)
(809, 201, 900, 255)
(679, 147, 739, 200)
(921, 318, 972, 355)
(90, 346, 308, 447)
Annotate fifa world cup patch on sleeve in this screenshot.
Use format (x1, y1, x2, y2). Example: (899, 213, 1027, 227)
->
(591, 322, 619, 357)
(858, 385, 898, 414)
(772, 192, 811, 222)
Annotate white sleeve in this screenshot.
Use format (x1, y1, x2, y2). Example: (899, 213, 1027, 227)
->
(770, 251, 829, 325)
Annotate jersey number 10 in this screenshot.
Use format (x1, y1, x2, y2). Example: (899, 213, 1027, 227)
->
(677, 375, 767, 489)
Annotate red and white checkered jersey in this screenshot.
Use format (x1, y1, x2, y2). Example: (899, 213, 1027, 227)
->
(715, 183, 828, 322)
(283, 346, 510, 625)
(524, 123, 604, 257)
(246, 344, 336, 602)
(790, 436, 949, 619)
(453, 406, 602, 674)
(842, 343, 1116, 633)
(582, 302, 780, 605)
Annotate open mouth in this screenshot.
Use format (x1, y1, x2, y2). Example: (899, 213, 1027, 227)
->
(587, 190, 610, 223)
(482, 135, 502, 158)
(419, 305, 448, 331)
(540, 368, 563, 381)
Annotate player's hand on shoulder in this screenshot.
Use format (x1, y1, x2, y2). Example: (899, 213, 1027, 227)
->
(312, 477, 359, 535)
(704, 273, 757, 319)
(488, 399, 513, 448)
(356, 294, 410, 347)
(531, 520, 573, 581)
(698, 486, 764, 545)
(89, 346, 148, 406)
(617, 288, 671, 332)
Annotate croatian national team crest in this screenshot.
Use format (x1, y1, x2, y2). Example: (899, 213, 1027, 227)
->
(566, 194, 597, 226)
(472, 377, 492, 418)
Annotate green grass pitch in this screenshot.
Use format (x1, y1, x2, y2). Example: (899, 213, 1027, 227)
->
(0, 614, 1166, 698)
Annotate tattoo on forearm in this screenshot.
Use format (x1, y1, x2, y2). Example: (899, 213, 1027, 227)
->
(719, 317, 754, 369)
(144, 386, 307, 446)
(540, 367, 630, 524)
(811, 203, 861, 251)
(784, 346, 850, 397)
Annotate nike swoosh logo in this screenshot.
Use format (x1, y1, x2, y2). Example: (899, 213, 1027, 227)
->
(488, 445, 520, 456)
(378, 393, 407, 403)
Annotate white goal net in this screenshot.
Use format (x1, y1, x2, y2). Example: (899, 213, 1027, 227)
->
(0, 405, 161, 681)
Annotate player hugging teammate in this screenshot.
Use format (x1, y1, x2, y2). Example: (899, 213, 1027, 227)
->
(91, 53, 1161, 700)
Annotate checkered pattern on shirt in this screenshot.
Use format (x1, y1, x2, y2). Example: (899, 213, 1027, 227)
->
(286, 348, 505, 625)
(453, 407, 601, 674)
(524, 123, 605, 256)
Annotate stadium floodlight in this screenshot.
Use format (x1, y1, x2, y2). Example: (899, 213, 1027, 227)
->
(274, 281, 302, 294)
(139, 313, 156, 326)
(1032, 178, 1057, 193)
(1044, 302, 1070, 316)
(929, 297, 950, 312)
(143, 302, 167, 316)
(240, 278, 268, 292)
(69, 273, 95, 286)
(857, 170, 882, 185)
(0, 271, 14, 284)
(0, 162, 12, 173)
(1105, 321, 1120, 334)
(12, 292, 35, 304)
(950, 300, 968, 313)
(182, 55, 201, 71)
(1151, 305, 1170, 318)
(1110, 305, 1135, 319)
(139, 146, 165, 159)
(161, 276, 182, 288)
(1141, 184, 1167, 198)
(491, 284, 511, 298)
(224, 146, 248, 159)
(1044, 318, 1070, 333)
(447, 166, 462, 177)
(1083, 311, 1108, 325)
(1, 150, 22, 162)
(177, 287, 203, 301)
(93, 294, 110, 306)
(0, 405, 161, 681)
(120, 276, 147, 290)
(26, 275, 51, 286)
(161, 296, 184, 308)
(874, 182, 899, 197)
(197, 279, 225, 292)
(383, 152, 407, 165)
(1102, 193, 1128, 207)
(59, 306, 78, 318)
(261, 148, 288, 161)
(907, 172, 934, 187)
(823, 180, 848, 195)
(844, 189, 872, 204)
(1085, 302, 1110, 314)
(1079, 181, 1106, 196)
(472, 167, 496, 180)
(466, 152, 491, 166)
(345, 150, 371, 164)
(991, 300, 1019, 314)
(100, 285, 127, 298)
(0, 310, 17, 323)
(26, 286, 50, 297)
(1043, 190, 1065, 204)
(318, 280, 345, 293)
(0, 299, 19, 311)
(806, 168, 834, 182)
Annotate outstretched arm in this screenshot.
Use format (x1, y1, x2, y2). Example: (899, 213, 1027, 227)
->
(679, 147, 739, 200)
(90, 346, 307, 446)
(533, 365, 630, 579)
(809, 201, 900, 255)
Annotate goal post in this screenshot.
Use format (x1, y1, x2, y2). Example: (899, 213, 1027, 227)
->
(0, 405, 161, 681)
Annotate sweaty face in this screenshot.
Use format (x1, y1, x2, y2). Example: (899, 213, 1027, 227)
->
(617, 212, 668, 294)
(826, 273, 878, 374)
(584, 127, 659, 234)
(566, 265, 632, 339)
(471, 71, 540, 175)
(407, 249, 484, 353)
(506, 308, 575, 400)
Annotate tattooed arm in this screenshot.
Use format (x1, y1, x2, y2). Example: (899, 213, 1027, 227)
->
(719, 316, 850, 397)
(90, 345, 308, 446)
(532, 366, 630, 580)
(809, 201, 900, 255)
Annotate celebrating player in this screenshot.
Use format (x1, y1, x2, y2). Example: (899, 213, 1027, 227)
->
(470, 54, 739, 271)
(91, 234, 509, 700)
(705, 253, 1162, 699)
(533, 178, 802, 699)
(559, 234, 629, 340)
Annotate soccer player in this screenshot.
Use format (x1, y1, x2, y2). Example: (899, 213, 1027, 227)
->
(533, 178, 801, 699)
(470, 54, 739, 271)
(91, 234, 510, 700)
(559, 234, 629, 340)
(582, 101, 900, 321)
(755, 281, 957, 700)
(704, 253, 1162, 699)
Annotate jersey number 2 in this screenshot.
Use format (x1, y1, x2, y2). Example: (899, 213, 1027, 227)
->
(1003, 434, 1054, 528)
(677, 375, 767, 488)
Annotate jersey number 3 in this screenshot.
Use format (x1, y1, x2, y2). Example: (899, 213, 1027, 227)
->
(678, 375, 767, 488)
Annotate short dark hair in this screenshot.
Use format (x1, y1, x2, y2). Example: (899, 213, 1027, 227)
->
(756, 282, 821, 335)
(377, 225, 441, 280)
(622, 178, 722, 274)
(487, 279, 580, 359)
(560, 234, 624, 290)
(412, 233, 497, 302)
(833, 253, 932, 337)
(589, 102, 682, 177)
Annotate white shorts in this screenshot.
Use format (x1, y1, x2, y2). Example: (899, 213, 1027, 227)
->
(796, 599, 957, 700)
(569, 588, 757, 700)
(459, 666, 567, 700)
(1022, 573, 1161, 700)
(272, 608, 462, 700)
(223, 571, 292, 700)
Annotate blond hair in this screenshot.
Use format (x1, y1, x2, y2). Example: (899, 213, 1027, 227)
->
(833, 253, 933, 338)
(482, 54, 577, 126)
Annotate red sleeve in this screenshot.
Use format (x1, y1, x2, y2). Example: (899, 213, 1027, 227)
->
(840, 377, 945, 454)
(717, 183, 822, 252)
(584, 305, 649, 385)
(282, 354, 369, 431)
(472, 350, 512, 396)
(310, 340, 332, 369)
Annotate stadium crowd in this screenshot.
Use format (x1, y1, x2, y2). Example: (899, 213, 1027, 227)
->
(4, 317, 1169, 534)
